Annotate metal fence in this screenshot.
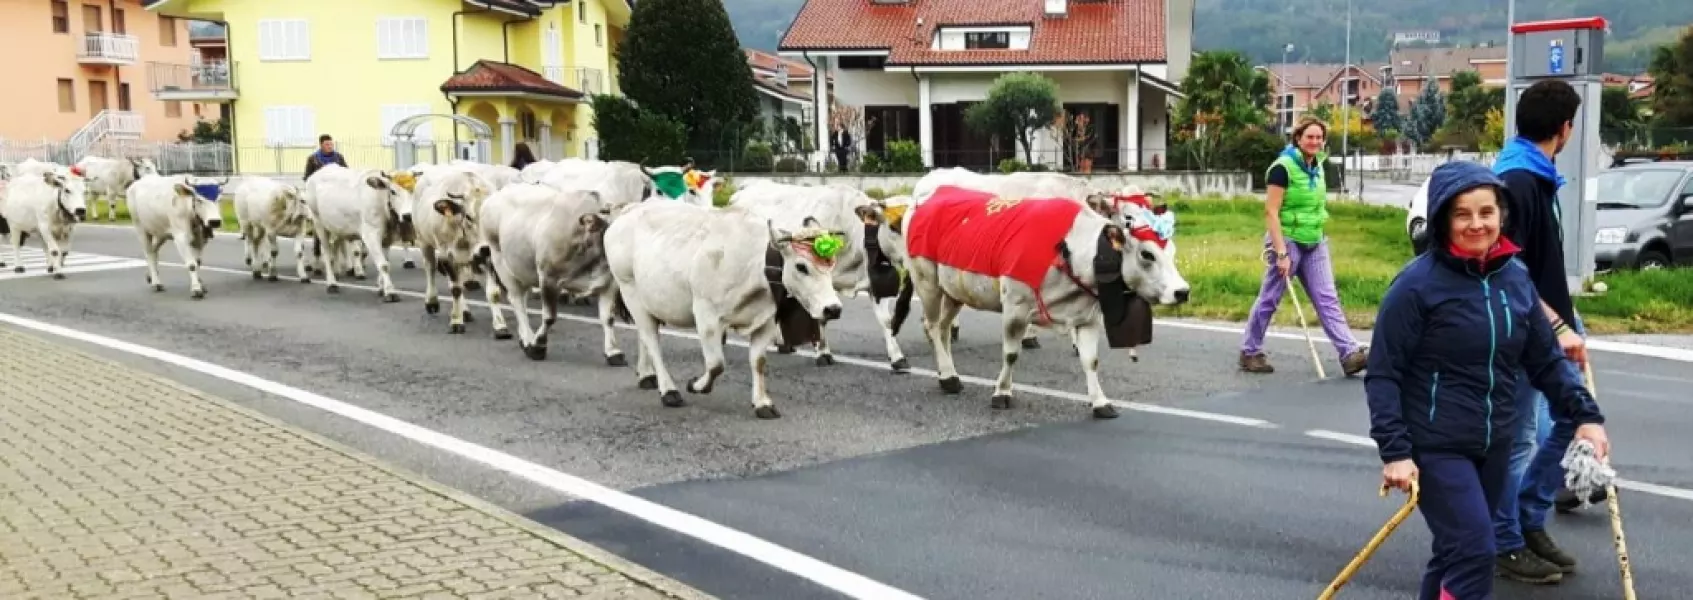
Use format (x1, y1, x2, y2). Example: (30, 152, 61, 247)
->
(0, 138, 234, 174)
(1601, 126, 1693, 150)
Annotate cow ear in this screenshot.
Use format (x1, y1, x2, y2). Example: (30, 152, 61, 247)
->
(42, 172, 62, 187)
(854, 204, 882, 225)
(1105, 225, 1126, 251)
(366, 176, 388, 190)
(1084, 193, 1112, 216)
(432, 199, 457, 216)
(175, 182, 195, 197)
(578, 213, 605, 232)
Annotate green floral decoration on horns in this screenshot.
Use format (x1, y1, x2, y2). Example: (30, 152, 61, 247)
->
(809, 232, 843, 260)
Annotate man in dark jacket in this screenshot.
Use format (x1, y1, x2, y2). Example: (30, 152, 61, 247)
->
(304, 134, 348, 181)
(1487, 80, 1598, 583)
(1367, 160, 1607, 598)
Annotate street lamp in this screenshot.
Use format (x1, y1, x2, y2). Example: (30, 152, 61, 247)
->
(1339, 0, 1353, 197)
(1281, 44, 1293, 133)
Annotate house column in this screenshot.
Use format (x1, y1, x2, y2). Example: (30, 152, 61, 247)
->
(919, 74, 934, 168)
(498, 117, 517, 164)
(813, 56, 831, 170)
(1122, 70, 1141, 172)
(538, 123, 553, 159)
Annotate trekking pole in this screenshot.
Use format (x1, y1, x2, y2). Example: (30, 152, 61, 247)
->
(1582, 360, 1638, 600)
(1266, 249, 1327, 378)
(1317, 480, 1419, 600)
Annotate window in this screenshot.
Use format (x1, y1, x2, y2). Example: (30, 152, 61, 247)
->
(578, 1, 586, 23)
(51, 1, 69, 33)
(160, 16, 177, 46)
(165, 101, 182, 118)
(263, 105, 317, 147)
(82, 4, 102, 32)
(837, 55, 886, 70)
(594, 24, 602, 47)
(964, 32, 1009, 49)
(257, 19, 310, 61)
(379, 104, 433, 144)
(118, 83, 131, 111)
(112, 8, 125, 34)
(57, 79, 75, 113)
(376, 17, 428, 60)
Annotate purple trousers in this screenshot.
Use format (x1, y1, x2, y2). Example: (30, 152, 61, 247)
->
(1241, 236, 1362, 357)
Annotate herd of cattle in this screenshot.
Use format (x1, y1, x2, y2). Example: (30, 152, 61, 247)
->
(0, 155, 1189, 420)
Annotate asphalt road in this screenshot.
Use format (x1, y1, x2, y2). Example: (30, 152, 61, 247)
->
(2, 224, 1688, 600)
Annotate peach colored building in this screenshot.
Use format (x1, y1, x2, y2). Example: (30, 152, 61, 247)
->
(1, 0, 208, 146)
(1261, 62, 1388, 132)
(1385, 45, 1507, 109)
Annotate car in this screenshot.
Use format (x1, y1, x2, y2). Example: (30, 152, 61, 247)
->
(1592, 161, 1693, 271)
(1406, 176, 1433, 254)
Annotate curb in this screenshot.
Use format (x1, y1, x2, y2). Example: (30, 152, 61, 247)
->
(2, 326, 716, 600)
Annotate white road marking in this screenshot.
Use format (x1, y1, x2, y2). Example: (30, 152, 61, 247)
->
(0, 310, 925, 600)
(1303, 429, 1693, 503)
(172, 260, 1278, 429)
(1599, 370, 1693, 385)
(0, 247, 144, 281)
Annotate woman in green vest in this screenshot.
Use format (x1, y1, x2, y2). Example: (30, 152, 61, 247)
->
(1238, 117, 1369, 376)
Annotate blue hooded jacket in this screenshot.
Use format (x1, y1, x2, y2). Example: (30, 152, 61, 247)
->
(1491, 136, 1579, 329)
(1365, 161, 1603, 463)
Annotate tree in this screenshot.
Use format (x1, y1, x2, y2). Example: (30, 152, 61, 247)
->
(1371, 87, 1404, 135)
(1647, 26, 1693, 126)
(616, 0, 761, 166)
(1303, 101, 1336, 123)
(1481, 107, 1506, 152)
(964, 72, 1060, 165)
(1407, 78, 1446, 146)
(1600, 86, 1645, 145)
(588, 94, 687, 165)
(1444, 70, 1502, 132)
(1174, 51, 1269, 132)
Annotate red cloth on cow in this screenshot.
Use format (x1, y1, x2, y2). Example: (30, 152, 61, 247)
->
(907, 185, 1084, 294)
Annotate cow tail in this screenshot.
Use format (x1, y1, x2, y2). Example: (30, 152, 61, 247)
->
(612, 291, 634, 324)
(890, 269, 914, 336)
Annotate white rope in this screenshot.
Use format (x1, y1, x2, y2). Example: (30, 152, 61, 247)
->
(1560, 438, 1616, 509)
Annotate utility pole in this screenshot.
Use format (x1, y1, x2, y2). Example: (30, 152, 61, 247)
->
(1503, 0, 1517, 138)
(1339, 0, 1353, 196)
(1282, 44, 1293, 133)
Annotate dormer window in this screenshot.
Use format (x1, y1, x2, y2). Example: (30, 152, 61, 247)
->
(965, 32, 1010, 49)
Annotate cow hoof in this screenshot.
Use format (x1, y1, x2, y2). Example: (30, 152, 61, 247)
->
(382, 293, 399, 303)
(424, 300, 440, 314)
(1092, 404, 1121, 419)
(493, 328, 513, 340)
(190, 290, 206, 300)
(463, 311, 475, 323)
(1022, 337, 1041, 349)
(52, 273, 66, 281)
(522, 344, 547, 361)
(11, 266, 22, 273)
(403, 259, 416, 269)
(815, 353, 835, 367)
(356, 274, 369, 281)
(299, 277, 311, 284)
(776, 344, 795, 354)
(688, 376, 715, 394)
(638, 375, 659, 390)
(938, 376, 963, 394)
(754, 405, 781, 419)
(449, 323, 465, 334)
(251, 271, 262, 280)
(605, 353, 627, 367)
(151, 284, 165, 292)
(1131, 355, 1139, 363)
(891, 358, 910, 373)
(660, 391, 686, 408)
(244, 257, 252, 266)
(990, 395, 1014, 410)
(267, 274, 280, 282)
(326, 284, 340, 294)
(465, 280, 482, 291)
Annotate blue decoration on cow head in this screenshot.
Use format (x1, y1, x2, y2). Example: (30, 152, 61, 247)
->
(192, 183, 223, 201)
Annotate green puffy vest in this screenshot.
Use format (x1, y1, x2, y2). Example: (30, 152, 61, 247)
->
(1269, 154, 1329, 245)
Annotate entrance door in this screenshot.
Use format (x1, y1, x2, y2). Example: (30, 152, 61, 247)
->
(117, 82, 131, 111)
(88, 80, 108, 117)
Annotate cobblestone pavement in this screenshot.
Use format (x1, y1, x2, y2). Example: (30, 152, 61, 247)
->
(0, 326, 713, 600)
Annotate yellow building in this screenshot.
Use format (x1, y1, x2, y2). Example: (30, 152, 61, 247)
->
(142, 0, 629, 175)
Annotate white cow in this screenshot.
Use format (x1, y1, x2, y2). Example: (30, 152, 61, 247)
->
(604, 201, 846, 419)
(128, 174, 222, 298)
(76, 156, 158, 221)
(898, 188, 1189, 419)
(11, 159, 62, 178)
(302, 165, 415, 301)
(0, 162, 13, 181)
(230, 177, 314, 282)
(518, 159, 557, 183)
(539, 160, 657, 215)
(480, 186, 624, 363)
(449, 160, 520, 191)
(411, 165, 505, 336)
(728, 180, 895, 368)
(0, 170, 88, 278)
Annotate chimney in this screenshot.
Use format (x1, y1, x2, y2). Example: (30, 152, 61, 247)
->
(1045, 0, 1067, 17)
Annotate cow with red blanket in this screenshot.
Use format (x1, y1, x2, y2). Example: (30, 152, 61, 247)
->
(900, 184, 1190, 418)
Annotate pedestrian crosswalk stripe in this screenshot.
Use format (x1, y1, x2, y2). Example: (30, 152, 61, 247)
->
(0, 247, 145, 281)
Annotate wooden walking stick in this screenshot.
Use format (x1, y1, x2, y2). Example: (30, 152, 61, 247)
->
(1317, 480, 1419, 600)
(1264, 249, 1326, 378)
(1582, 360, 1638, 600)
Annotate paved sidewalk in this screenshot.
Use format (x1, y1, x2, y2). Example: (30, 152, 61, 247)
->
(0, 327, 712, 599)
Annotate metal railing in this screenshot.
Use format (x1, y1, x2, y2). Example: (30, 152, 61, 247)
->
(147, 60, 237, 95)
(77, 32, 140, 63)
(1, 139, 230, 175)
(542, 65, 567, 86)
(574, 67, 604, 95)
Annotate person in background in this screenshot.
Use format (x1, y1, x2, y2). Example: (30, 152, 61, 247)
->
(304, 134, 347, 181)
(509, 142, 538, 171)
(831, 125, 852, 172)
(1238, 117, 1369, 376)
(1489, 78, 1599, 583)
(1367, 161, 1608, 599)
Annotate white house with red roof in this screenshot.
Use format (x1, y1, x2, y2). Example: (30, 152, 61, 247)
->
(778, 0, 1193, 171)
(746, 48, 825, 152)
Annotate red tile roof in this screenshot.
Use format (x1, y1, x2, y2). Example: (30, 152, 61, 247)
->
(746, 48, 816, 79)
(778, 0, 1165, 66)
(440, 60, 583, 99)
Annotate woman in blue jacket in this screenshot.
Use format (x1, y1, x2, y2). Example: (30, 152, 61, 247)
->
(1364, 161, 1609, 600)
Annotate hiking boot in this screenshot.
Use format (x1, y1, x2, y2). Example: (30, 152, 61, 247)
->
(1496, 550, 1564, 584)
(1555, 487, 1608, 513)
(1239, 352, 1274, 373)
(1341, 348, 1369, 377)
(1524, 530, 1577, 573)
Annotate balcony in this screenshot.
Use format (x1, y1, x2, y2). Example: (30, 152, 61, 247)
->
(77, 32, 139, 65)
(574, 67, 605, 96)
(148, 61, 238, 103)
(542, 65, 567, 87)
